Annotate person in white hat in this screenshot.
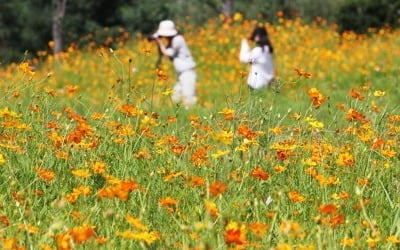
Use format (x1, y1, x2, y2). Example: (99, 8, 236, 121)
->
(152, 20, 197, 109)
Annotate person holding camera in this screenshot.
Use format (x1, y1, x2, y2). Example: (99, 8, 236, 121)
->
(150, 20, 197, 109)
(239, 25, 274, 90)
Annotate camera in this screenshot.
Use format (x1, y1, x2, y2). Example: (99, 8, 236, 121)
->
(147, 34, 159, 41)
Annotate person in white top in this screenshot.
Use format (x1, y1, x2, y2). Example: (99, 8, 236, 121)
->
(153, 20, 197, 108)
(240, 25, 274, 90)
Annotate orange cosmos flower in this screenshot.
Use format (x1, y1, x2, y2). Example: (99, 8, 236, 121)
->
(276, 149, 293, 161)
(349, 88, 364, 101)
(19, 62, 35, 76)
(167, 116, 177, 123)
(329, 213, 345, 228)
(336, 102, 346, 110)
(35, 167, 55, 183)
(307, 88, 326, 107)
(69, 224, 96, 244)
(240, 71, 248, 78)
(237, 125, 257, 139)
(65, 85, 80, 96)
(248, 223, 268, 238)
(318, 204, 338, 214)
(357, 178, 369, 186)
(388, 115, 400, 122)
(0, 215, 10, 227)
(279, 221, 303, 237)
(191, 147, 208, 166)
(159, 197, 178, 207)
(294, 68, 312, 78)
(119, 104, 141, 117)
(209, 181, 227, 197)
(159, 196, 178, 213)
(156, 68, 168, 80)
(46, 122, 60, 130)
(251, 166, 269, 181)
(354, 199, 371, 211)
(224, 221, 247, 245)
(190, 176, 205, 187)
(336, 152, 355, 167)
(95, 237, 108, 244)
(288, 190, 305, 203)
(134, 147, 152, 159)
(170, 144, 186, 155)
(218, 108, 235, 121)
(56, 233, 72, 250)
(345, 108, 366, 122)
(120, 180, 138, 192)
(371, 137, 384, 150)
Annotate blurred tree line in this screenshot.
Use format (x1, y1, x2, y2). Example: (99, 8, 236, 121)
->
(0, 0, 399, 64)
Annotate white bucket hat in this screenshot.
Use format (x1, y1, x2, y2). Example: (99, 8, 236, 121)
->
(156, 20, 178, 37)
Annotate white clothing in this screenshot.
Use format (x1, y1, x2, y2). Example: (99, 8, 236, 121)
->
(239, 39, 274, 89)
(165, 35, 196, 73)
(171, 69, 197, 108)
(165, 35, 197, 107)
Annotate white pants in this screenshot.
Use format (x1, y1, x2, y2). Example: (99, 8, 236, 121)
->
(172, 69, 197, 107)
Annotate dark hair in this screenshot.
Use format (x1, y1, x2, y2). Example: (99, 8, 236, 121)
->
(250, 26, 274, 54)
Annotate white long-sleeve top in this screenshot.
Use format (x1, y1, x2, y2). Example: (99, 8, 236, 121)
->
(239, 39, 274, 89)
(165, 35, 196, 73)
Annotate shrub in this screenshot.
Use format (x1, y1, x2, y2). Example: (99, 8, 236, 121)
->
(336, 0, 400, 34)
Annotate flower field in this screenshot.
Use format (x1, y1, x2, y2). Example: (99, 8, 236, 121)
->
(0, 17, 399, 249)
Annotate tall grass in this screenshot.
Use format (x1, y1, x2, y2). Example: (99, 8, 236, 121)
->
(0, 17, 399, 249)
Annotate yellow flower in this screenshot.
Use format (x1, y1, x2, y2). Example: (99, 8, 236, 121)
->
(386, 235, 400, 243)
(274, 165, 287, 173)
(373, 90, 386, 97)
(218, 108, 235, 120)
(340, 237, 355, 246)
(19, 62, 36, 76)
(233, 12, 243, 22)
(213, 130, 233, 145)
(204, 199, 220, 217)
(0, 107, 21, 119)
(117, 230, 160, 244)
(336, 152, 355, 167)
(275, 243, 293, 250)
(211, 150, 230, 158)
(18, 224, 39, 234)
(162, 88, 173, 96)
(0, 154, 5, 165)
(306, 116, 324, 128)
(71, 169, 92, 178)
(248, 222, 268, 238)
(366, 237, 380, 248)
(92, 161, 106, 174)
(380, 149, 396, 157)
(125, 214, 148, 231)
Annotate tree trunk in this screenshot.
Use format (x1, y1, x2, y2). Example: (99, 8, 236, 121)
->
(52, 0, 67, 54)
(222, 0, 234, 18)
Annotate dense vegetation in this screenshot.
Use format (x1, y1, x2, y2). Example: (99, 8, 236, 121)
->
(1, 0, 399, 63)
(0, 15, 399, 249)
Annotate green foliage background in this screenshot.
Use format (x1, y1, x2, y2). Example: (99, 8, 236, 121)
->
(0, 0, 399, 64)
